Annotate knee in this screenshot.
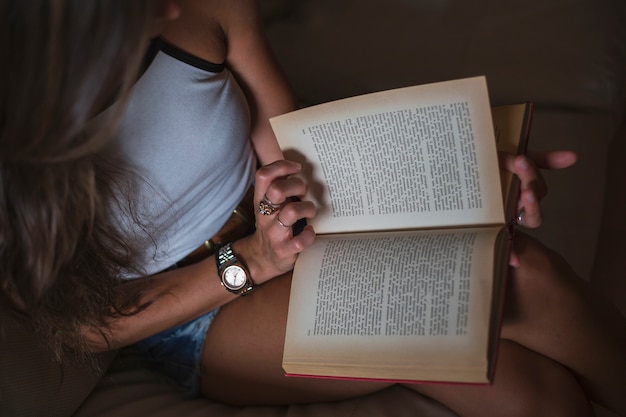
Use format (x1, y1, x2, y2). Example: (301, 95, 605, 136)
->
(508, 233, 582, 304)
(482, 340, 593, 417)
(509, 358, 592, 417)
(513, 234, 573, 278)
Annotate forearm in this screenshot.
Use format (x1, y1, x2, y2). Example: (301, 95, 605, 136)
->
(83, 256, 236, 352)
(82, 227, 295, 353)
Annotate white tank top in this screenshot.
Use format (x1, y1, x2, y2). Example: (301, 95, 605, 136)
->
(112, 39, 256, 276)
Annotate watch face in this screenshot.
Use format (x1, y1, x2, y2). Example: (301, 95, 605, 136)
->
(222, 265, 247, 290)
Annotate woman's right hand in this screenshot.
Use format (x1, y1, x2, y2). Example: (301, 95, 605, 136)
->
(233, 160, 317, 284)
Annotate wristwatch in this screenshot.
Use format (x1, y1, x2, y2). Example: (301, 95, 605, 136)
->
(216, 243, 254, 295)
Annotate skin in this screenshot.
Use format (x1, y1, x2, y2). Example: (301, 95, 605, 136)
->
(499, 150, 578, 229)
(200, 233, 626, 417)
(86, 1, 626, 416)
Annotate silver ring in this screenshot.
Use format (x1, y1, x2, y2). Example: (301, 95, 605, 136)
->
(258, 194, 281, 216)
(276, 214, 290, 228)
(516, 209, 525, 226)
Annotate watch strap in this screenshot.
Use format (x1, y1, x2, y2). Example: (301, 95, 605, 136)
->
(217, 243, 237, 272)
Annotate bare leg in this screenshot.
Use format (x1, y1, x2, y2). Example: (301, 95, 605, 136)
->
(412, 339, 592, 417)
(501, 233, 626, 415)
(199, 235, 625, 416)
(200, 273, 391, 405)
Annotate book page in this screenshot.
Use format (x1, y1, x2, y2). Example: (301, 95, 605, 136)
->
(492, 103, 532, 220)
(272, 77, 504, 234)
(283, 226, 505, 382)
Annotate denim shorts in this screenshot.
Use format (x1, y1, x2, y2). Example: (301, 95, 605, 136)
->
(129, 308, 220, 397)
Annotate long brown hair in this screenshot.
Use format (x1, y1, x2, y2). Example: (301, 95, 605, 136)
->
(1, 0, 158, 366)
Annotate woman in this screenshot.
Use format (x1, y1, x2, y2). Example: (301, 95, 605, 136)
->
(1, 1, 624, 416)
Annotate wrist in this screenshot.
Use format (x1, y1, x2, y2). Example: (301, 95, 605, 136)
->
(230, 235, 275, 286)
(215, 242, 255, 296)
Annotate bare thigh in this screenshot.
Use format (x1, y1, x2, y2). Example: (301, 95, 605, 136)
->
(198, 271, 592, 417)
(199, 272, 391, 405)
(412, 340, 592, 417)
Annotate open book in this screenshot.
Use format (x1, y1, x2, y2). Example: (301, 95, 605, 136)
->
(270, 76, 532, 384)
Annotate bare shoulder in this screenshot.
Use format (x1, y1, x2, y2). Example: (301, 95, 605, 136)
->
(159, 0, 259, 64)
(212, 0, 270, 66)
(204, 0, 259, 20)
(160, 0, 262, 63)
(209, 0, 263, 38)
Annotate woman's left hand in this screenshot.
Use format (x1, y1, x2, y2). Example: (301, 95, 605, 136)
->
(499, 150, 577, 229)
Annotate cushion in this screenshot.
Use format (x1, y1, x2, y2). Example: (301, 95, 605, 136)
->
(74, 354, 458, 417)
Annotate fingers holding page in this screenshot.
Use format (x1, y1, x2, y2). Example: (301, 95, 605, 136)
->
(516, 150, 577, 228)
(274, 199, 316, 252)
(255, 160, 305, 218)
(254, 160, 303, 200)
(499, 151, 577, 229)
(243, 160, 317, 282)
(527, 150, 577, 170)
(514, 155, 546, 228)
